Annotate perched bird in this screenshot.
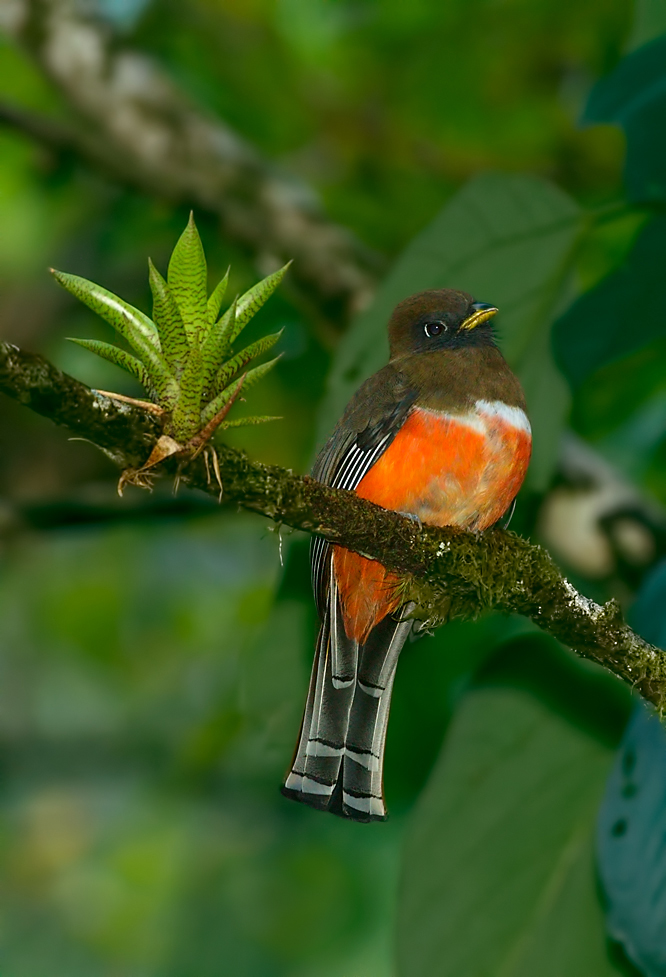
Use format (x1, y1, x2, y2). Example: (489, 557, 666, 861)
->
(282, 289, 532, 822)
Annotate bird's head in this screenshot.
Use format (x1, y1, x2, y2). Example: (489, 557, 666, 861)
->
(387, 289, 498, 359)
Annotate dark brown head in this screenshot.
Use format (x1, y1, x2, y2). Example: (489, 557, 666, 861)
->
(387, 289, 498, 360)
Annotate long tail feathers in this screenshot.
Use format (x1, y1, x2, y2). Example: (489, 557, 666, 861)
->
(282, 568, 413, 822)
(339, 611, 412, 820)
(282, 569, 356, 811)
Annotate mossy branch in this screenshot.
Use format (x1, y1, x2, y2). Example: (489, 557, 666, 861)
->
(1, 340, 663, 708)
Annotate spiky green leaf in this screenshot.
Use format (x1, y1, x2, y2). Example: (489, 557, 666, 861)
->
(241, 355, 282, 391)
(52, 270, 174, 400)
(67, 338, 150, 388)
(217, 415, 282, 430)
(167, 213, 208, 345)
(200, 295, 237, 394)
(201, 355, 282, 427)
(52, 270, 159, 346)
(199, 263, 288, 391)
(148, 259, 189, 374)
(211, 330, 283, 397)
(207, 267, 230, 325)
(229, 262, 291, 345)
(199, 373, 245, 428)
(171, 347, 205, 443)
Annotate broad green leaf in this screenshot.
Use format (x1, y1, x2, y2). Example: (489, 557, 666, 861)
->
(597, 705, 666, 977)
(67, 338, 149, 388)
(171, 347, 204, 442)
(148, 258, 189, 374)
(387, 615, 539, 809)
(200, 296, 237, 392)
(52, 269, 174, 398)
(201, 356, 281, 427)
(318, 174, 584, 490)
(628, 0, 666, 50)
(397, 686, 622, 977)
(553, 215, 666, 388)
(630, 558, 666, 647)
(595, 563, 666, 975)
(229, 262, 291, 345)
(167, 213, 208, 345)
(211, 330, 283, 397)
(584, 36, 666, 202)
(583, 36, 666, 123)
(207, 267, 230, 325)
(218, 415, 282, 430)
(518, 323, 571, 489)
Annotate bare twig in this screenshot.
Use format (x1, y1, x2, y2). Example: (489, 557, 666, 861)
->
(1, 337, 663, 709)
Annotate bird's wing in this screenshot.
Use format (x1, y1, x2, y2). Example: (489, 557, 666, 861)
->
(310, 365, 417, 617)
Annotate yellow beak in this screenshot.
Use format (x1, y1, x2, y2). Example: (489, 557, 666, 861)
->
(460, 305, 498, 331)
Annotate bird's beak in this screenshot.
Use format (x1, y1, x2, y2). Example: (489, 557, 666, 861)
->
(460, 303, 498, 331)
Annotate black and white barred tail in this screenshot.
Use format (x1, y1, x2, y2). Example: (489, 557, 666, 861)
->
(281, 563, 413, 822)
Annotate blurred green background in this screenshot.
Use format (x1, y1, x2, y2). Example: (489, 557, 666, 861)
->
(2, 0, 666, 973)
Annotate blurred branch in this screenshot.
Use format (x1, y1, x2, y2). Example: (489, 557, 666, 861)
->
(1, 338, 664, 710)
(0, 0, 381, 334)
(0, 491, 221, 540)
(0, 99, 77, 150)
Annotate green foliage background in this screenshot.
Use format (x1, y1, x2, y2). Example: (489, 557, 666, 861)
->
(1, 0, 666, 973)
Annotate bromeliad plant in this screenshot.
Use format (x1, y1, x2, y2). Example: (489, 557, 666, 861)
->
(51, 214, 288, 487)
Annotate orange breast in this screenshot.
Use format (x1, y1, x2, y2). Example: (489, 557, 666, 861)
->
(333, 405, 532, 642)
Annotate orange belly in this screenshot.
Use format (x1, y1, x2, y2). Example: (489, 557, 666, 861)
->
(333, 405, 531, 642)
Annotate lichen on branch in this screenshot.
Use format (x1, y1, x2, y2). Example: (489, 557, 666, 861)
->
(0, 338, 663, 709)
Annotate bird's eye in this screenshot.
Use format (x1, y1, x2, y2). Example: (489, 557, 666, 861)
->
(424, 321, 446, 338)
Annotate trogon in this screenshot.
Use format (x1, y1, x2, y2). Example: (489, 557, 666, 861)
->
(282, 289, 532, 822)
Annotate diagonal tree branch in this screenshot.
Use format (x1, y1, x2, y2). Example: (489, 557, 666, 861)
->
(0, 0, 381, 332)
(1, 0, 659, 577)
(1, 337, 663, 709)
